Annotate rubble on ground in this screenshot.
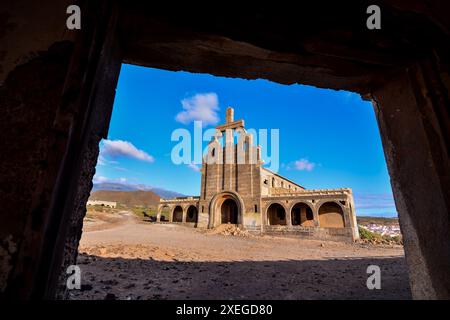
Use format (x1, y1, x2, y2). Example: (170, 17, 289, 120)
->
(207, 224, 254, 238)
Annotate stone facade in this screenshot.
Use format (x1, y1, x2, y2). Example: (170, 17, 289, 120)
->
(158, 108, 359, 242)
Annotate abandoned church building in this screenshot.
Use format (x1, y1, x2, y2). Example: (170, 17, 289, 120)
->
(158, 107, 359, 242)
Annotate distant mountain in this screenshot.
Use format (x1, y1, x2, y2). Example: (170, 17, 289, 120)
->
(92, 182, 185, 199)
(91, 183, 136, 192)
(89, 190, 160, 208)
(357, 216, 399, 224)
(148, 188, 186, 199)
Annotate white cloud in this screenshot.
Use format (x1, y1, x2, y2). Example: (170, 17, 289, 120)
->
(293, 159, 315, 171)
(97, 154, 118, 166)
(175, 93, 220, 126)
(100, 139, 154, 163)
(354, 193, 396, 210)
(187, 163, 201, 172)
(353, 193, 398, 217)
(113, 166, 129, 172)
(93, 175, 128, 184)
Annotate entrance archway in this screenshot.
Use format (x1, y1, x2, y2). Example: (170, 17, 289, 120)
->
(267, 203, 286, 225)
(172, 206, 183, 222)
(209, 191, 244, 228)
(221, 199, 238, 224)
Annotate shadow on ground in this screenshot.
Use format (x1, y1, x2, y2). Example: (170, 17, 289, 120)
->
(69, 254, 411, 300)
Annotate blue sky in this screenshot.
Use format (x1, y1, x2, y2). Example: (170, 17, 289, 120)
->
(93, 64, 397, 217)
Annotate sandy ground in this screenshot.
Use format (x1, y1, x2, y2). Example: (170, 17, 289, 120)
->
(70, 212, 411, 300)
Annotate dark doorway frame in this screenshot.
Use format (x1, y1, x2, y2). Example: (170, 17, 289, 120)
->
(267, 203, 287, 226)
(172, 206, 183, 223)
(221, 199, 239, 224)
(3, 1, 450, 300)
(186, 205, 199, 224)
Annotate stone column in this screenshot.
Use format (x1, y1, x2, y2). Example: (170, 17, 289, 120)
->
(312, 203, 320, 227)
(156, 205, 161, 222)
(286, 204, 292, 227)
(342, 205, 350, 228)
(182, 206, 187, 223)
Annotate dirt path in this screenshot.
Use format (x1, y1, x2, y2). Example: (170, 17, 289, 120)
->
(70, 214, 410, 300)
(82, 210, 133, 232)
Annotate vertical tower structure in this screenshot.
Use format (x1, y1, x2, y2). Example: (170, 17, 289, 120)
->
(197, 107, 263, 231)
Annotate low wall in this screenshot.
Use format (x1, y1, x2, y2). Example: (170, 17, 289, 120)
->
(263, 225, 355, 242)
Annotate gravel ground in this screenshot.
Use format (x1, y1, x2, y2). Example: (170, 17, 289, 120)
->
(69, 213, 411, 300)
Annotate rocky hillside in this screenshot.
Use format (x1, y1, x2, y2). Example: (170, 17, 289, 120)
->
(92, 182, 184, 199)
(89, 190, 160, 208)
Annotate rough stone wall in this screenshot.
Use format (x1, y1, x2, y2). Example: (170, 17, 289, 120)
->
(0, 1, 75, 84)
(0, 0, 120, 299)
(201, 142, 262, 229)
(372, 56, 450, 299)
(0, 41, 74, 296)
(55, 133, 102, 299)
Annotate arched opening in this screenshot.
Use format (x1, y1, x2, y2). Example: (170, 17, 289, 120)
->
(172, 205, 183, 222)
(221, 198, 238, 224)
(186, 205, 198, 223)
(267, 203, 286, 225)
(291, 203, 314, 226)
(318, 202, 345, 228)
(160, 206, 170, 222)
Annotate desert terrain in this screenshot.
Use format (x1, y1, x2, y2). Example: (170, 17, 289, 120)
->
(70, 209, 410, 300)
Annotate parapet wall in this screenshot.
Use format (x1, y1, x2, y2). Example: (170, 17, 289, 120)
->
(264, 225, 355, 242)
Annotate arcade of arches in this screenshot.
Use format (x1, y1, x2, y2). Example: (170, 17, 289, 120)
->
(266, 201, 345, 228)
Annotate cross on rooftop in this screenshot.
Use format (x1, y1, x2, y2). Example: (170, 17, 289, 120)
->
(215, 107, 245, 131)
